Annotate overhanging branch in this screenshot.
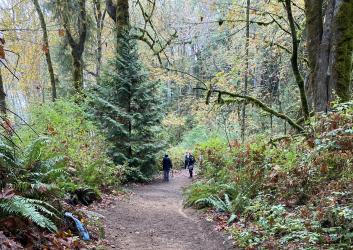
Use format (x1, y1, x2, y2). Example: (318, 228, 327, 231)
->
(198, 87, 304, 132)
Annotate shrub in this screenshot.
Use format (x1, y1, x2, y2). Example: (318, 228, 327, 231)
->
(17, 99, 119, 192)
(185, 101, 353, 249)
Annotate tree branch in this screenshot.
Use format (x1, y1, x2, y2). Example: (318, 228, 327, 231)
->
(198, 87, 304, 132)
(157, 66, 207, 87)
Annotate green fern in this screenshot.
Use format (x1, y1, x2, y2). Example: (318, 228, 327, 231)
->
(15, 138, 66, 196)
(27, 162, 66, 182)
(224, 193, 232, 208)
(22, 137, 50, 167)
(14, 181, 57, 196)
(196, 193, 238, 225)
(0, 141, 19, 188)
(196, 193, 232, 212)
(0, 141, 19, 170)
(0, 195, 58, 232)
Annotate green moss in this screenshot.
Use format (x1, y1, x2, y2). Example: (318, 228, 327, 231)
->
(334, 1, 353, 102)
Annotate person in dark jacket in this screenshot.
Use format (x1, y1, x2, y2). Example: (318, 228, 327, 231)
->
(184, 152, 193, 169)
(184, 152, 190, 169)
(162, 154, 173, 181)
(185, 152, 195, 178)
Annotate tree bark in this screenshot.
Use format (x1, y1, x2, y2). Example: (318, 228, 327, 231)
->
(0, 68, 6, 114)
(72, 54, 84, 92)
(105, 0, 129, 30)
(313, 0, 353, 112)
(105, 0, 130, 50)
(93, 0, 105, 83)
(285, 0, 310, 119)
(32, 0, 57, 101)
(330, 0, 353, 102)
(62, 0, 87, 93)
(241, 0, 250, 143)
(304, 0, 323, 108)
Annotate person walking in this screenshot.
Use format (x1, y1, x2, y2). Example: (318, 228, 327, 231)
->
(184, 152, 190, 169)
(162, 154, 173, 182)
(185, 152, 195, 178)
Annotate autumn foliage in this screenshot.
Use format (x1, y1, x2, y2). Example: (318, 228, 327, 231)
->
(186, 101, 353, 249)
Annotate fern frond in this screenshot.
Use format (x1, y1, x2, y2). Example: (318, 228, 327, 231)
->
(33, 168, 67, 180)
(196, 194, 233, 213)
(224, 193, 231, 208)
(0, 152, 18, 168)
(0, 196, 58, 232)
(23, 137, 50, 166)
(30, 182, 57, 192)
(41, 156, 65, 170)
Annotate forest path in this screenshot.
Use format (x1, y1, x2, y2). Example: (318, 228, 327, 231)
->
(96, 170, 234, 250)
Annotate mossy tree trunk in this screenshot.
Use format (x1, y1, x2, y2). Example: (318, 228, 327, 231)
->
(105, 0, 130, 51)
(305, 0, 353, 112)
(331, 1, 353, 103)
(71, 53, 84, 92)
(285, 0, 310, 119)
(93, 0, 105, 83)
(241, 0, 250, 143)
(61, 0, 87, 93)
(0, 68, 6, 114)
(304, 0, 323, 109)
(33, 0, 57, 101)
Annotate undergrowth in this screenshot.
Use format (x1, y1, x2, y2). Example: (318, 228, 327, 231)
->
(184, 101, 353, 249)
(0, 99, 122, 247)
(17, 99, 119, 192)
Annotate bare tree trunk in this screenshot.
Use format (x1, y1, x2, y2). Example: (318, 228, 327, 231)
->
(0, 68, 6, 114)
(241, 0, 250, 144)
(32, 0, 57, 101)
(285, 0, 310, 120)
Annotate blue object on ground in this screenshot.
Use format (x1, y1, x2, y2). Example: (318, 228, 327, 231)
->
(64, 212, 90, 241)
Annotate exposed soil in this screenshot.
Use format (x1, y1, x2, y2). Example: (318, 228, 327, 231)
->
(96, 170, 235, 250)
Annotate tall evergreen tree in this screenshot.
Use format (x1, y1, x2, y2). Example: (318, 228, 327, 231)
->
(90, 30, 164, 181)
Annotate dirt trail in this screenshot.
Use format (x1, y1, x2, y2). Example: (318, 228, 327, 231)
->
(96, 170, 234, 250)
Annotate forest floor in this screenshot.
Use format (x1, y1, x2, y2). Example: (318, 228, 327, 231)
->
(94, 170, 234, 250)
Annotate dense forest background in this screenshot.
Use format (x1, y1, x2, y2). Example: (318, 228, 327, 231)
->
(0, 0, 352, 249)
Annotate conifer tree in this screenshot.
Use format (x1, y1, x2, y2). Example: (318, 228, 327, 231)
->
(90, 30, 163, 181)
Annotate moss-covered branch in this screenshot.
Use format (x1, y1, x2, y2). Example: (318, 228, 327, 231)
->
(200, 87, 304, 132)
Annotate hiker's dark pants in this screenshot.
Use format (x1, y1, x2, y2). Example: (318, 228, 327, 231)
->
(163, 170, 170, 181)
(189, 166, 194, 178)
